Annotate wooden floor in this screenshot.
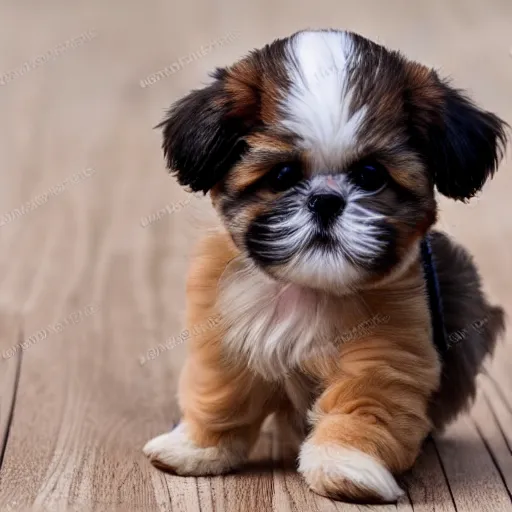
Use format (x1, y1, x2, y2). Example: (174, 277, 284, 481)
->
(1, 0, 512, 510)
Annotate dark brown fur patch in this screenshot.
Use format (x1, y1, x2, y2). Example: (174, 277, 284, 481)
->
(226, 134, 295, 192)
(428, 231, 505, 429)
(223, 38, 290, 124)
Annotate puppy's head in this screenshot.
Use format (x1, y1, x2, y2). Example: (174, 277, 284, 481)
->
(159, 30, 508, 292)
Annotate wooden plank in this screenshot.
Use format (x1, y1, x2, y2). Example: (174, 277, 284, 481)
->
(480, 377, 512, 456)
(0, 0, 512, 509)
(0, 259, 170, 511)
(434, 414, 511, 512)
(472, 390, 512, 499)
(402, 439, 457, 512)
(272, 468, 403, 512)
(0, 351, 21, 467)
(0, 317, 22, 512)
(0, 326, 21, 459)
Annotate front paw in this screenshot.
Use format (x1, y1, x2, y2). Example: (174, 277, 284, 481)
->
(298, 441, 404, 503)
(143, 422, 247, 476)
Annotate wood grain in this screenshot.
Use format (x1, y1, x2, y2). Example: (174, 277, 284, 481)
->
(0, 318, 21, 478)
(0, 0, 512, 510)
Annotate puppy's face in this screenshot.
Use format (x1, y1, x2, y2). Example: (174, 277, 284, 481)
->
(160, 30, 507, 292)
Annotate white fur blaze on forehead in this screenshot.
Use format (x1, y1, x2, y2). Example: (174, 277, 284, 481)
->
(281, 31, 367, 169)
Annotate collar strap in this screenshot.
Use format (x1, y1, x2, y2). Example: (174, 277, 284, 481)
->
(420, 234, 449, 355)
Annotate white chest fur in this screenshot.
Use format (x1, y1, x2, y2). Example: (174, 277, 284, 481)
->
(217, 257, 352, 381)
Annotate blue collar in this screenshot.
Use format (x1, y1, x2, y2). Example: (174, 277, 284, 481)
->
(420, 234, 448, 355)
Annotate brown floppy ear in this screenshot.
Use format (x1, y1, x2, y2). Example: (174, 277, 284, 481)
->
(157, 68, 258, 194)
(408, 69, 508, 201)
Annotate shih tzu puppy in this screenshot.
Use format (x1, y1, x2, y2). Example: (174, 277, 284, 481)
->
(143, 29, 508, 502)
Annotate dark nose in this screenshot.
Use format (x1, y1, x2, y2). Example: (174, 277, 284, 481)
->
(308, 194, 345, 223)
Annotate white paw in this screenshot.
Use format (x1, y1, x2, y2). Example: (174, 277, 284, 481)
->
(298, 442, 404, 502)
(143, 422, 247, 476)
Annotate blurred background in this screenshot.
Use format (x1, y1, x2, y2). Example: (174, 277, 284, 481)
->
(0, 1, 511, 510)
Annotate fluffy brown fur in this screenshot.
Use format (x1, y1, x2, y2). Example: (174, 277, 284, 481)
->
(159, 231, 439, 494)
(143, 29, 508, 503)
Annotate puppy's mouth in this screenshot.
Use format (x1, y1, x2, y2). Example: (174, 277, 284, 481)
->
(245, 206, 396, 286)
(307, 231, 338, 249)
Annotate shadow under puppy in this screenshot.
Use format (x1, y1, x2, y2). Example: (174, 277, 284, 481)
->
(143, 30, 508, 502)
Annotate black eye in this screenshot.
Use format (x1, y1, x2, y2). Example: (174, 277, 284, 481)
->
(349, 161, 388, 192)
(267, 163, 303, 192)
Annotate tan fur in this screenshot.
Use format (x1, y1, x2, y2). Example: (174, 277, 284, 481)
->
(146, 29, 506, 503)
(150, 229, 440, 501)
(224, 56, 287, 124)
(177, 232, 278, 455)
(386, 161, 430, 194)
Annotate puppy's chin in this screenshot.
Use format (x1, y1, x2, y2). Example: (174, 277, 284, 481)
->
(244, 238, 405, 295)
(258, 252, 368, 295)
(241, 207, 402, 294)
